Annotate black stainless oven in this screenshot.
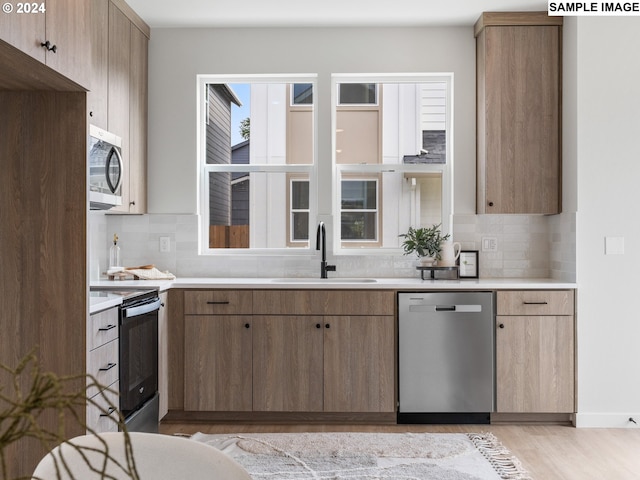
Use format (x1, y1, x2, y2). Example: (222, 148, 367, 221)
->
(119, 290, 160, 432)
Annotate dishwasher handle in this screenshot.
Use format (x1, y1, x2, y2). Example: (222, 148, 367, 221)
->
(435, 305, 456, 312)
(408, 304, 483, 313)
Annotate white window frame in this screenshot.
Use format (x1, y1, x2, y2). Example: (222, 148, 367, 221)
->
(197, 74, 318, 255)
(289, 177, 310, 244)
(331, 73, 454, 256)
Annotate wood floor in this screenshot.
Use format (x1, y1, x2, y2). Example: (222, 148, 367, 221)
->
(159, 422, 640, 479)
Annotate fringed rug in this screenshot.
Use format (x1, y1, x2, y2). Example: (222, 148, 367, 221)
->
(191, 431, 532, 480)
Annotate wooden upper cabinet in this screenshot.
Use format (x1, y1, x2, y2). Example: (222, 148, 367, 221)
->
(108, 2, 131, 212)
(129, 24, 149, 213)
(0, 0, 90, 88)
(476, 12, 563, 214)
(88, 0, 109, 129)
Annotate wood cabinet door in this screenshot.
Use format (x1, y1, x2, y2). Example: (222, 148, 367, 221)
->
(184, 315, 253, 411)
(496, 315, 574, 413)
(45, 0, 90, 88)
(0, 2, 45, 63)
(128, 24, 148, 213)
(107, 1, 130, 212)
(88, 0, 109, 129)
(253, 315, 323, 412)
(478, 24, 561, 214)
(323, 316, 395, 413)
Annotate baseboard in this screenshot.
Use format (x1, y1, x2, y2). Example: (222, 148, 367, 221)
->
(490, 412, 573, 425)
(575, 413, 640, 428)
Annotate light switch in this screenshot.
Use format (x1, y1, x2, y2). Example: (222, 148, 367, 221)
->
(482, 236, 498, 252)
(605, 236, 624, 255)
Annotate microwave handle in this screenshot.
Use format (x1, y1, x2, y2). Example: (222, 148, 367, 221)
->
(105, 146, 124, 194)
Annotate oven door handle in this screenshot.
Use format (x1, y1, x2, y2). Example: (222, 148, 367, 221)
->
(122, 298, 161, 318)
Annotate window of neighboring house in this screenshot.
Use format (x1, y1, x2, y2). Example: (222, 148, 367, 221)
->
(292, 83, 313, 105)
(289, 177, 310, 244)
(333, 75, 452, 253)
(340, 178, 379, 243)
(338, 83, 378, 105)
(198, 75, 316, 253)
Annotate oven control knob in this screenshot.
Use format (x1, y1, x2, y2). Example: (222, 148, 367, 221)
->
(139, 387, 145, 394)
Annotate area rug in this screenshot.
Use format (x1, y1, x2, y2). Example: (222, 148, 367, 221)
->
(191, 431, 532, 480)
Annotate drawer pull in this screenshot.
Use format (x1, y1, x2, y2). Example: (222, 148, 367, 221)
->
(99, 362, 117, 372)
(523, 301, 548, 305)
(100, 407, 117, 417)
(206, 301, 230, 305)
(98, 324, 117, 332)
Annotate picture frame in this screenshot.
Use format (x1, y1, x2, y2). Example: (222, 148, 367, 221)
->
(458, 250, 479, 279)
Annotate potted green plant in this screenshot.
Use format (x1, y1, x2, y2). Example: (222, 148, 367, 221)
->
(399, 224, 450, 266)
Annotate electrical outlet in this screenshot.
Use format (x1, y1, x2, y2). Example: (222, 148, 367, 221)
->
(482, 236, 498, 252)
(159, 236, 171, 253)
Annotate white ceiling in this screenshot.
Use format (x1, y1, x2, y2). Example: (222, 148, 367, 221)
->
(126, 0, 549, 28)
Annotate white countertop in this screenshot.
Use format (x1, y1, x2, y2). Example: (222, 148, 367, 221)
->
(89, 277, 576, 314)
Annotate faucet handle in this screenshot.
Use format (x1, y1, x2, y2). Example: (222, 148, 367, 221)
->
(326, 265, 336, 273)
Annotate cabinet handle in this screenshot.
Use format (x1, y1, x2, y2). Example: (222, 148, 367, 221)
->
(523, 301, 548, 305)
(488, 201, 494, 207)
(316, 323, 321, 329)
(499, 323, 505, 329)
(100, 407, 116, 417)
(130, 201, 136, 206)
(41, 40, 57, 53)
(161, 303, 165, 308)
(325, 323, 331, 329)
(207, 301, 230, 305)
(98, 324, 117, 332)
(244, 323, 250, 329)
(99, 362, 117, 372)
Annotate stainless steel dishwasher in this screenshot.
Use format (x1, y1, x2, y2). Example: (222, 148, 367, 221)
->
(398, 291, 494, 424)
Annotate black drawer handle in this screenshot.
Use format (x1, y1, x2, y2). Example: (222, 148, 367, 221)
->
(100, 407, 116, 417)
(245, 323, 250, 329)
(499, 323, 505, 329)
(316, 324, 321, 329)
(99, 362, 116, 372)
(325, 323, 330, 329)
(207, 301, 230, 305)
(41, 40, 57, 53)
(523, 301, 549, 305)
(98, 324, 117, 332)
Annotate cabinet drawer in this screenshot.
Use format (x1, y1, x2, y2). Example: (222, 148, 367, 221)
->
(184, 290, 253, 315)
(86, 383, 120, 433)
(497, 290, 574, 316)
(253, 290, 395, 315)
(88, 307, 119, 350)
(87, 339, 119, 397)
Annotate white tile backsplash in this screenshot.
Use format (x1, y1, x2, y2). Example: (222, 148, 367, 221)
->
(87, 212, 576, 280)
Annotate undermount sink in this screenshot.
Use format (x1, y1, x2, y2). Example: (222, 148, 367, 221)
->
(271, 278, 378, 284)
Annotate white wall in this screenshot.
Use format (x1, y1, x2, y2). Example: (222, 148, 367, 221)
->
(571, 17, 640, 427)
(146, 26, 477, 215)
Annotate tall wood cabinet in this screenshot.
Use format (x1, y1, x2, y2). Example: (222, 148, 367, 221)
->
(496, 290, 575, 413)
(0, 91, 87, 478)
(476, 12, 563, 214)
(0, 0, 90, 88)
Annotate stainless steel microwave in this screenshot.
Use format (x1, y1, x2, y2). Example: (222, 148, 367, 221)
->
(89, 125, 123, 210)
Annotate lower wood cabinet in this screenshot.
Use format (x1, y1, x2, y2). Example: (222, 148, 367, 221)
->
(495, 290, 575, 413)
(181, 289, 396, 415)
(184, 315, 253, 411)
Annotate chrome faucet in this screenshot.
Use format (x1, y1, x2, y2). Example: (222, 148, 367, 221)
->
(316, 221, 336, 279)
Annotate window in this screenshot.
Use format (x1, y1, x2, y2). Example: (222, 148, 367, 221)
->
(198, 75, 316, 253)
(340, 179, 379, 243)
(338, 83, 378, 105)
(198, 73, 452, 256)
(292, 83, 313, 105)
(333, 75, 452, 253)
(289, 177, 310, 244)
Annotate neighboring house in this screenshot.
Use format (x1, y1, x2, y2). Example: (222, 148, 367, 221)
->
(231, 140, 250, 227)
